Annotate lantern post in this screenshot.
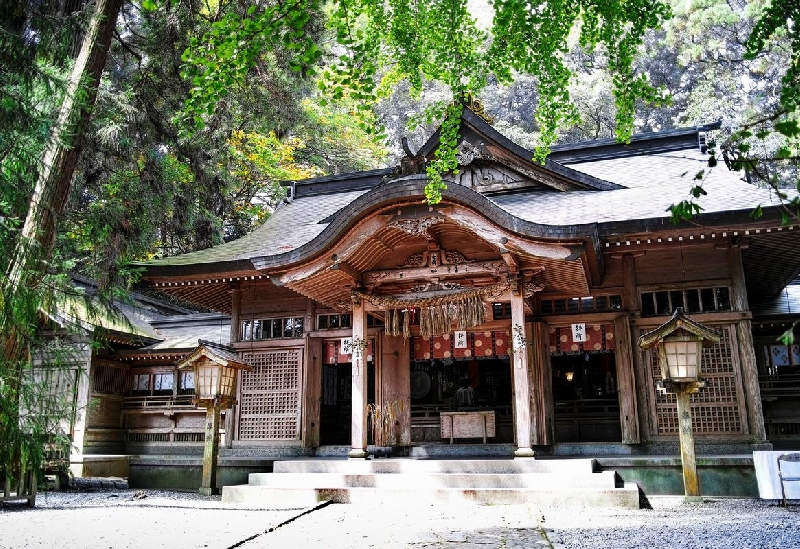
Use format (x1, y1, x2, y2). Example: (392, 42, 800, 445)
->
(639, 308, 720, 501)
(177, 340, 252, 496)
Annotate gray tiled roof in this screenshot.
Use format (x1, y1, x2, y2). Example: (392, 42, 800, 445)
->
(145, 313, 231, 350)
(493, 148, 780, 227)
(141, 125, 786, 274)
(144, 190, 367, 267)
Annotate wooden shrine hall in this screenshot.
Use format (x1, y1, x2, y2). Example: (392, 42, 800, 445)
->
(136, 107, 800, 461)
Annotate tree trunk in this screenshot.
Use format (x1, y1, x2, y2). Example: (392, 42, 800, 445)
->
(3, 0, 123, 309)
(1, 0, 123, 488)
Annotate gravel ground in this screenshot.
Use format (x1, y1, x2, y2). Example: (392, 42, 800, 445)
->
(1, 479, 799, 549)
(544, 496, 800, 549)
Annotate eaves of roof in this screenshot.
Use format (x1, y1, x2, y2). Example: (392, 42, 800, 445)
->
(549, 122, 722, 163)
(250, 175, 604, 271)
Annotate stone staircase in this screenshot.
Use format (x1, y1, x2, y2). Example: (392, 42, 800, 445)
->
(221, 458, 642, 508)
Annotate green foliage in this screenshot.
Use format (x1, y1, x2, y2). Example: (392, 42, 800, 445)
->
(425, 102, 463, 204)
(293, 99, 387, 174)
(746, 0, 800, 114)
(316, 0, 671, 201)
(180, 1, 323, 133)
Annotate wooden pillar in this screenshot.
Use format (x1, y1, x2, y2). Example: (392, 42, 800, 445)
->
(614, 316, 641, 443)
(728, 245, 767, 441)
(200, 403, 221, 496)
(69, 340, 92, 478)
(621, 254, 638, 311)
(349, 298, 369, 458)
(230, 286, 242, 344)
(511, 288, 534, 457)
(530, 321, 553, 445)
(676, 388, 701, 500)
(380, 333, 411, 446)
(302, 337, 322, 448)
(224, 286, 242, 449)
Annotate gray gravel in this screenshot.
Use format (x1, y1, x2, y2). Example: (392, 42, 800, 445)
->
(1, 479, 799, 549)
(544, 497, 800, 549)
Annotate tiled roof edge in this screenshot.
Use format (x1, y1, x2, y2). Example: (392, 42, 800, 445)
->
(550, 122, 722, 163)
(282, 168, 395, 199)
(251, 177, 602, 271)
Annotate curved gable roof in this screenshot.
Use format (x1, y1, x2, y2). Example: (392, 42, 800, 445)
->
(140, 114, 783, 286)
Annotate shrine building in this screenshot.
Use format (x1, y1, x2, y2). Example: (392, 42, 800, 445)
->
(107, 108, 800, 477)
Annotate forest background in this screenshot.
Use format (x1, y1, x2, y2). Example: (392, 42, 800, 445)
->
(0, 0, 798, 476)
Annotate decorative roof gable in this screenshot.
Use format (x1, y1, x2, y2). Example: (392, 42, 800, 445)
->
(410, 107, 625, 194)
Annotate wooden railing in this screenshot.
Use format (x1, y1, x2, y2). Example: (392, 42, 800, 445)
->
(765, 420, 800, 439)
(125, 428, 224, 444)
(553, 399, 621, 442)
(1, 469, 36, 507)
(411, 404, 512, 429)
(553, 399, 620, 418)
(122, 394, 197, 410)
(759, 374, 800, 399)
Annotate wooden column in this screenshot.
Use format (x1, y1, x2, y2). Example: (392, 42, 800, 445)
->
(68, 341, 93, 478)
(530, 321, 553, 445)
(200, 402, 221, 496)
(229, 286, 242, 343)
(511, 288, 534, 457)
(728, 245, 767, 441)
(225, 287, 242, 448)
(380, 333, 411, 446)
(614, 316, 641, 443)
(621, 254, 638, 311)
(302, 336, 322, 448)
(349, 298, 369, 458)
(676, 388, 701, 500)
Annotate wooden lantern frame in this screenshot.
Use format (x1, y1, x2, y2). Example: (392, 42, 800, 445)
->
(638, 308, 720, 501)
(176, 340, 253, 495)
(639, 307, 720, 393)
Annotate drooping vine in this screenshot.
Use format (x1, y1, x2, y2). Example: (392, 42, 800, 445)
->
(180, 0, 672, 203)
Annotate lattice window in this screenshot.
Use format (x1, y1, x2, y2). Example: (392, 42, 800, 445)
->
(238, 349, 302, 440)
(652, 325, 745, 435)
(91, 363, 129, 395)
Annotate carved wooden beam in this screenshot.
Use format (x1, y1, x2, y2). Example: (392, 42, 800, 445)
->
(499, 247, 519, 274)
(330, 261, 362, 284)
(364, 260, 509, 286)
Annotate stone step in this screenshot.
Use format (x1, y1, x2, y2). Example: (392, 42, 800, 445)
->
(271, 458, 595, 475)
(246, 471, 619, 489)
(221, 483, 641, 508)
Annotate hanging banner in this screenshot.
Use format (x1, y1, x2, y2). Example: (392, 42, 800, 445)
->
(571, 323, 587, 342)
(549, 324, 615, 354)
(324, 339, 373, 364)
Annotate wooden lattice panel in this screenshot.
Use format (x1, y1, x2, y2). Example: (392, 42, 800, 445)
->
(652, 325, 744, 435)
(238, 349, 302, 440)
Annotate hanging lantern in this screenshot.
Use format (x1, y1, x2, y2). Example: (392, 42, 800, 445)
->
(177, 340, 253, 407)
(639, 308, 720, 390)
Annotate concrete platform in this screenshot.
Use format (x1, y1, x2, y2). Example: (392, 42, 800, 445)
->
(120, 445, 761, 497)
(221, 458, 641, 508)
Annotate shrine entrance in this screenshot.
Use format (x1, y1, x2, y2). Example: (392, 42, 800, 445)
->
(551, 351, 621, 442)
(546, 323, 622, 443)
(409, 332, 514, 444)
(319, 340, 375, 446)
